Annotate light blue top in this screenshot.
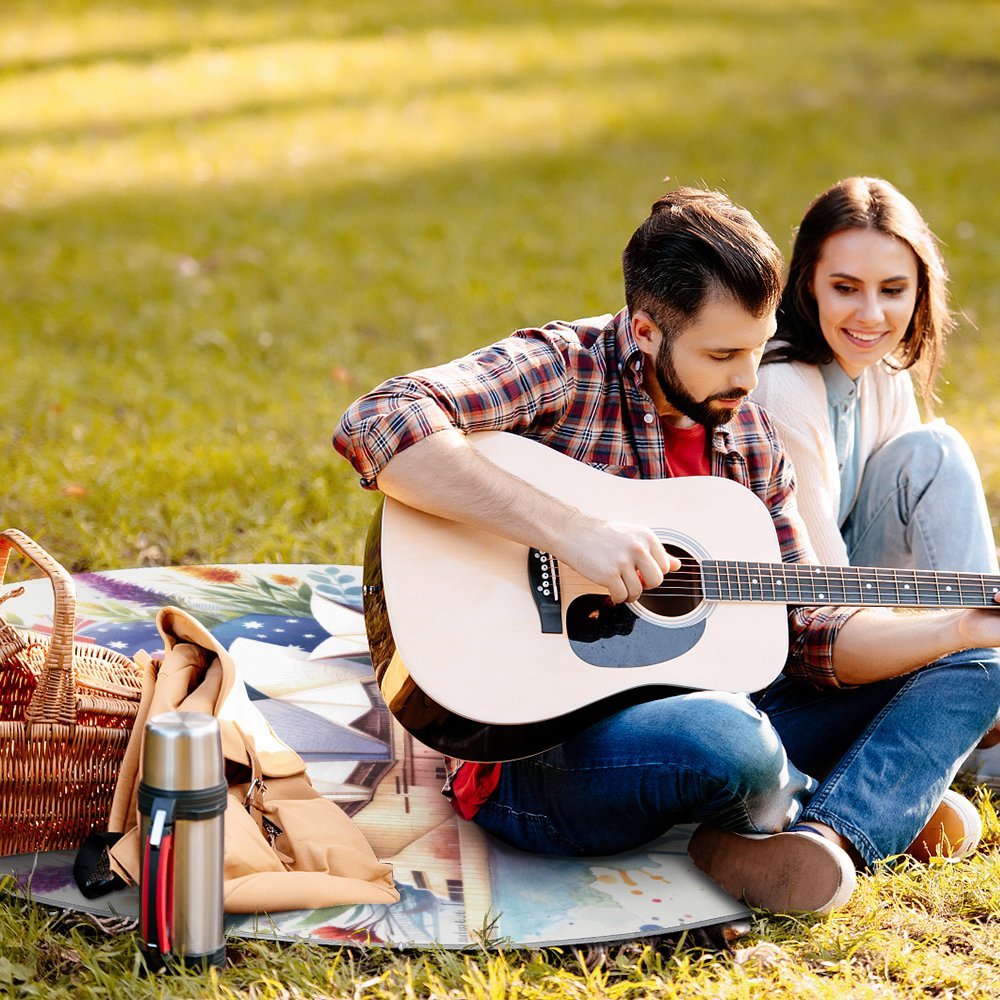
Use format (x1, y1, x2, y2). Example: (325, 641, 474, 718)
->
(820, 360, 863, 526)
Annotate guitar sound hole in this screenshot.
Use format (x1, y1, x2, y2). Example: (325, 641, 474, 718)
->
(636, 543, 703, 618)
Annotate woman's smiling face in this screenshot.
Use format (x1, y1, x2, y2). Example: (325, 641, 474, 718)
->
(811, 228, 919, 379)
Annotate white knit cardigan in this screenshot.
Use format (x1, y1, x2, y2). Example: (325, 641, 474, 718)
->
(752, 359, 921, 566)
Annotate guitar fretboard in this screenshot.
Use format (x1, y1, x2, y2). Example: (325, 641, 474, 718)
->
(701, 561, 1000, 609)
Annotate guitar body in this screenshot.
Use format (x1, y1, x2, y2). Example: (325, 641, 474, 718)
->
(363, 432, 789, 761)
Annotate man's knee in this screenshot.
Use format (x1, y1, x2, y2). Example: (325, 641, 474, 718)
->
(643, 691, 789, 791)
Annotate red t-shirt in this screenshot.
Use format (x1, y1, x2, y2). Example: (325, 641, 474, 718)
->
(659, 420, 710, 478)
(448, 421, 710, 819)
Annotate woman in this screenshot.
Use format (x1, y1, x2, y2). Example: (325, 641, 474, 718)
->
(753, 176, 1000, 858)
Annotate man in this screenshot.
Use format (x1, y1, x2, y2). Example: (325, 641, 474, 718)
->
(333, 188, 1000, 915)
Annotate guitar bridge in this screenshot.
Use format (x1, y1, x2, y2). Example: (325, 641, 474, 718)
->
(528, 549, 563, 633)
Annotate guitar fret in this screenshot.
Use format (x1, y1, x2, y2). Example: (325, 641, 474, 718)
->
(771, 563, 787, 602)
(960, 573, 984, 604)
(936, 571, 962, 607)
(855, 566, 878, 605)
(708, 562, 724, 602)
(896, 568, 920, 606)
(816, 564, 842, 604)
(840, 566, 861, 605)
(760, 562, 776, 604)
(789, 565, 808, 604)
(780, 567, 791, 601)
(918, 569, 931, 606)
(979, 574, 1000, 608)
(701, 561, 717, 602)
(767, 564, 785, 603)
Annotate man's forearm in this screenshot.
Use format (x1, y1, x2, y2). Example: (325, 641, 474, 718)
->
(832, 607, 990, 684)
(375, 429, 677, 604)
(375, 428, 578, 555)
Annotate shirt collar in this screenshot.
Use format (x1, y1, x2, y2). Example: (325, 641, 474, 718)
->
(711, 423, 734, 455)
(820, 359, 860, 406)
(616, 309, 645, 379)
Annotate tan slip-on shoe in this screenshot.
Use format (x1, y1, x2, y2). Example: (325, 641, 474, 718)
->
(906, 789, 983, 862)
(687, 826, 857, 915)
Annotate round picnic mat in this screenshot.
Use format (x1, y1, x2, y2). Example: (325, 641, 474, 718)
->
(0, 563, 753, 947)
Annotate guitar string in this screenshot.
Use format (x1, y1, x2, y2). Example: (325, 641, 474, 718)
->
(557, 566, 1000, 588)
(555, 583, 999, 606)
(545, 559, 1000, 586)
(554, 565, 1000, 605)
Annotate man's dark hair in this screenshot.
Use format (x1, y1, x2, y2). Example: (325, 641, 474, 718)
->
(622, 187, 783, 341)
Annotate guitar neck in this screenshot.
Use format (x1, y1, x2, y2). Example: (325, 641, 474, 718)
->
(702, 561, 1000, 609)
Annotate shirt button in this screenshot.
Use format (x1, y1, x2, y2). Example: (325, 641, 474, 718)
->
(643, 413, 655, 424)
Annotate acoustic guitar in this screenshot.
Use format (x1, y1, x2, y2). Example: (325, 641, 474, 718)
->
(362, 431, 1000, 761)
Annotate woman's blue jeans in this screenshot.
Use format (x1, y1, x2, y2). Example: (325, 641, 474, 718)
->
(842, 422, 999, 574)
(756, 647, 1000, 865)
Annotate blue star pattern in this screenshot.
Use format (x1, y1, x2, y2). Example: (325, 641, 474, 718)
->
(211, 614, 335, 654)
(87, 619, 164, 657)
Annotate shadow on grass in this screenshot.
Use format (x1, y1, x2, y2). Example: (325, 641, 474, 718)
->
(1, 0, 816, 78)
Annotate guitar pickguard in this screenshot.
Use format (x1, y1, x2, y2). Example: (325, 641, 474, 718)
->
(566, 594, 706, 667)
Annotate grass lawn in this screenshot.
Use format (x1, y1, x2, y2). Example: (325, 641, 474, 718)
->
(2, 0, 1000, 995)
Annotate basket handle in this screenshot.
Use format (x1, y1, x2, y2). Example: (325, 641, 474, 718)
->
(0, 528, 78, 728)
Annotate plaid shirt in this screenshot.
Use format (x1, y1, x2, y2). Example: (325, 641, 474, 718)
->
(334, 308, 858, 688)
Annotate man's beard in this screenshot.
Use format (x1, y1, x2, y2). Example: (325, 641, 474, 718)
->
(654, 339, 748, 429)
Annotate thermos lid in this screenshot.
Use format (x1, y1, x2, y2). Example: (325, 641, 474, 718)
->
(142, 711, 225, 791)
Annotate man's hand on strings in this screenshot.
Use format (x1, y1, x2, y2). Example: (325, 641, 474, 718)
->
(555, 517, 680, 604)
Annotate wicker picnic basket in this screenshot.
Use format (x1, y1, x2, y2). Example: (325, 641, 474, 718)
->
(0, 528, 144, 856)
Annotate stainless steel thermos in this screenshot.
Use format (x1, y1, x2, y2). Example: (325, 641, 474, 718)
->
(139, 711, 227, 970)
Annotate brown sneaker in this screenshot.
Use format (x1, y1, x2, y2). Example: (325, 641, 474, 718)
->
(687, 826, 857, 915)
(906, 789, 982, 862)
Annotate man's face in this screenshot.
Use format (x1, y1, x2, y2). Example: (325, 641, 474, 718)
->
(636, 291, 776, 429)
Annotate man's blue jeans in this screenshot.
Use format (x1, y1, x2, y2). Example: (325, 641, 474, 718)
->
(756, 647, 1000, 865)
(845, 422, 1000, 787)
(473, 690, 815, 857)
(474, 655, 1000, 869)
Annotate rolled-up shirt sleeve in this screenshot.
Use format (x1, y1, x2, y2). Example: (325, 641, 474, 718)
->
(785, 605, 858, 688)
(333, 332, 573, 488)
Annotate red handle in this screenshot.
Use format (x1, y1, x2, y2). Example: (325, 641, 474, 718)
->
(156, 833, 174, 955)
(140, 801, 175, 962)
